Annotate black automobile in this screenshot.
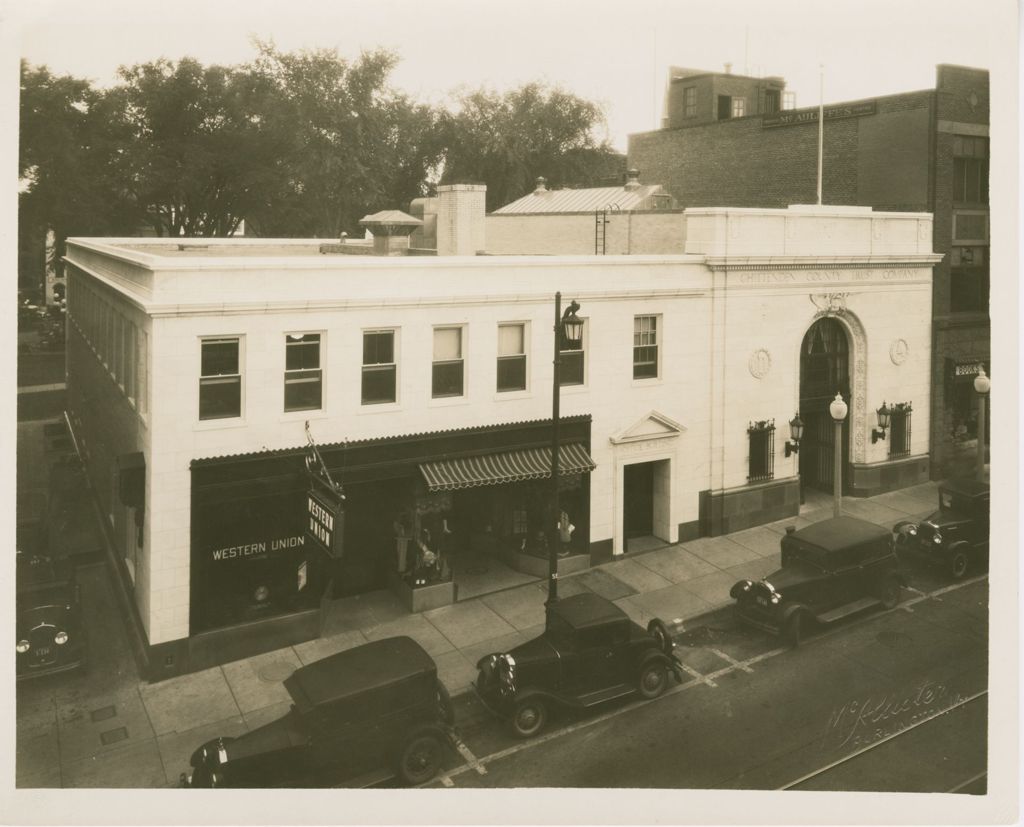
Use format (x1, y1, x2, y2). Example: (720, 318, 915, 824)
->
(474, 592, 683, 738)
(730, 516, 906, 647)
(181, 637, 454, 788)
(16, 552, 86, 680)
(893, 478, 989, 579)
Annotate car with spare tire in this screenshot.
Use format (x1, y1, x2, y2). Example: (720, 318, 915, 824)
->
(474, 592, 683, 738)
(730, 516, 906, 647)
(180, 636, 454, 788)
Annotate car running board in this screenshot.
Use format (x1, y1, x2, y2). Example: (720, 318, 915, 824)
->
(576, 684, 635, 707)
(817, 596, 882, 624)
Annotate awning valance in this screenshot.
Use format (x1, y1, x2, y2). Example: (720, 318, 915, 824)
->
(419, 443, 596, 492)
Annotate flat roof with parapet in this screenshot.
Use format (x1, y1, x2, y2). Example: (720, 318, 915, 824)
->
(114, 240, 369, 258)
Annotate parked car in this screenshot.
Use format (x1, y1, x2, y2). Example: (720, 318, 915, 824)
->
(181, 636, 454, 788)
(16, 551, 86, 680)
(893, 478, 989, 579)
(730, 516, 906, 647)
(474, 592, 683, 738)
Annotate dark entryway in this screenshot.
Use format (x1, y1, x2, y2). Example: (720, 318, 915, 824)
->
(624, 462, 655, 543)
(799, 318, 851, 494)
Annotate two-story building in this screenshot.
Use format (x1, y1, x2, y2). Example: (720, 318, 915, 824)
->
(64, 191, 939, 679)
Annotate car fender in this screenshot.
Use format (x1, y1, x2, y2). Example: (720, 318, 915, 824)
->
(892, 521, 918, 544)
(780, 602, 812, 624)
(507, 686, 567, 711)
(946, 540, 973, 559)
(638, 649, 683, 683)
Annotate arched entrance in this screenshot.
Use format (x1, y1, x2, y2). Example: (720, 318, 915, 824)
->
(799, 317, 851, 493)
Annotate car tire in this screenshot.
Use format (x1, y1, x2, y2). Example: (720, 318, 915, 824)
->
(647, 619, 673, 655)
(397, 731, 445, 786)
(509, 698, 547, 739)
(638, 661, 668, 700)
(880, 577, 902, 610)
(950, 551, 970, 580)
(783, 612, 804, 648)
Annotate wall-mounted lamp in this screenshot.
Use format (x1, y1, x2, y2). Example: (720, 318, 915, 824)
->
(872, 402, 892, 444)
(784, 412, 804, 457)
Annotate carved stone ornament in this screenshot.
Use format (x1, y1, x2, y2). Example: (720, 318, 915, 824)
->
(809, 293, 849, 314)
(889, 338, 910, 365)
(748, 348, 772, 379)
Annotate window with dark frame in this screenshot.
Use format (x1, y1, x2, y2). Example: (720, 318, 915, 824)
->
(747, 419, 775, 483)
(284, 333, 322, 412)
(432, 326, 464, 398)
(199, 337, 241, 420)
(888, 402, 912, 458)
(361, 330, 396, 404)
(683, 86, 697, 118)
(559, 319, 585, 387)
(952, 136, 988, 204)
(497, 323, 526, 392)
(633, 315, 659, 379)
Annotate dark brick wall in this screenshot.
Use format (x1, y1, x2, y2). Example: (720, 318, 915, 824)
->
(936, 65, 989, 125)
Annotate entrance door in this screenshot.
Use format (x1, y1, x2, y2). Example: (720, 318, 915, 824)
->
(624, 462, 655, 545)
(799, 318, 851, 493)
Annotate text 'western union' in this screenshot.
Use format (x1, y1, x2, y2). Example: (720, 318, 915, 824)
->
(308, 497, 335, 531)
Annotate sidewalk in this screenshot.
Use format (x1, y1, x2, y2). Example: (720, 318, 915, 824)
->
(16, 460, 940, 786)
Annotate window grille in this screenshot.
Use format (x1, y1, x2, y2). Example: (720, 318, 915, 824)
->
(889, 402, 913, 458)
(747, 419, 776, 483)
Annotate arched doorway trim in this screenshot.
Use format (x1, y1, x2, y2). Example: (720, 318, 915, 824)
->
(805, 305, 868, 464)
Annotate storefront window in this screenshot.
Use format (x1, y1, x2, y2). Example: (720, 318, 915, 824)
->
(199, 337, 242, 420)
(362, 330, 396, 404)
(949, 362, 990, 444)
(284, 333, 322, 412)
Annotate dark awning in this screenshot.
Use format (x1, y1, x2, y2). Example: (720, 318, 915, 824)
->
(418, 443, 596, 492)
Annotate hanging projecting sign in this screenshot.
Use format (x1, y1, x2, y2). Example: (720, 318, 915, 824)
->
(306, 488, 344, 559)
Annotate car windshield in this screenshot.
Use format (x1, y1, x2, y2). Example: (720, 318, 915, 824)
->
(939, 491, 972, 514)
(17, 585, 71, 612)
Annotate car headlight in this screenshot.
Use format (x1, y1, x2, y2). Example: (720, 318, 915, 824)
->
(55, 631, 68, 645)
(16, 640, 29, 654)
(770, 595, 781, 604)
(933, 533, 942, 545)
(907, 526, 917, 536)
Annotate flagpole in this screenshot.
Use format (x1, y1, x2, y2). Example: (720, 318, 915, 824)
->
(816, 64, 824, 205)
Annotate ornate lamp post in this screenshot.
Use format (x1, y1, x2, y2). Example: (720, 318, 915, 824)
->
(973, 367, 990, 482)
(829, 392, 848, 518)
(547, 293, 583, 618)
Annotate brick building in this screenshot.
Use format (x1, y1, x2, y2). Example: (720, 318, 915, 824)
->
(630, 64, 990, 479)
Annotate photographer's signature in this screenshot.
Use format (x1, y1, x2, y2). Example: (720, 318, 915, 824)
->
(824, 681, 963, 751)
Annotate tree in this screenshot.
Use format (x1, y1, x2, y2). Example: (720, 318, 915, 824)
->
(439, 83, 625, 211)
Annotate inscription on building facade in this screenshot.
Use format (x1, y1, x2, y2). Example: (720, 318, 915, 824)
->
(736, 269, 921, 285)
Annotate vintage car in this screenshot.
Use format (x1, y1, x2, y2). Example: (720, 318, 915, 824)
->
(730, 516, 906, 647)
(16, 552, 86, 680)
(893, 478, 989, 579)
(181, 637, 454, 788)
(474, 592, 683, 738)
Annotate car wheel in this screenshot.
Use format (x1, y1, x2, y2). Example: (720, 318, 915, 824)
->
(880, 577, 902, 610)
(783, 613, 804, 648)
(647, 619, 673, 655)
(397, 732, 444, 786)
(950, 551, 970, 580)
(638, 661, 668, 700)
(509, 698, 547, 738)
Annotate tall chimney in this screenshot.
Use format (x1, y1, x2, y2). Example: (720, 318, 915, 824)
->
(437, 184, 486, 256)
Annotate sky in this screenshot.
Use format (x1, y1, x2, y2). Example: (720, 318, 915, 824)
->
(10, 0, 1005, 152)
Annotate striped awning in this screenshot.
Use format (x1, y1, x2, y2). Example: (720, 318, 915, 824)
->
(419, 443, 596, 492)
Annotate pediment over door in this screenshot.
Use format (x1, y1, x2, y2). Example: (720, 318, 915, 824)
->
(608, 411, 686, 445)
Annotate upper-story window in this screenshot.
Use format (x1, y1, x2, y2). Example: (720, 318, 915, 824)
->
(782, 91, 796, 110)
(683, 86, 697, 118)
(284, 333, 322, 412)
(497, 323, 527, 392)
(199, 337, 242, 420)
(953, 136, 988, 204)
(633, 315, 659, 380)
(731, 97, 746, 118)
(432, 326, 465, 398)
(559, 319, 585, 387)
(763, 89, 780, 114)
(362, 330, 397, 405)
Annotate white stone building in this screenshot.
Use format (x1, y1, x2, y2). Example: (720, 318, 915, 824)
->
(64, 196, 938, 678)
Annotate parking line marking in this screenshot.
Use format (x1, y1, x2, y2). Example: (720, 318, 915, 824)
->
(454, 740, 487, 775)
(438, 774, 454, 787)
(946, 770, 987, 794)
(679, 663, 717, 687)
(710, 648, 754, 673)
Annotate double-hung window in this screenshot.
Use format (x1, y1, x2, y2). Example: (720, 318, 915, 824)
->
(633, 315, 659, 379)
(731, 97, 746, 118)
(432, 326, 464, 398)
(559, 319, 585, 387)
(497, 323, 527, 392)
(683, 86, 697, 118)
(284, 333, 322, 412)
(199, 337, 242, 420)
(362, 330, 396, 404)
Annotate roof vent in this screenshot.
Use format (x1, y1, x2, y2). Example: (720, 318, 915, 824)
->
(724, 62, 733, 75)
(624, 168, 641, 191)
(534, 176, 548, 194)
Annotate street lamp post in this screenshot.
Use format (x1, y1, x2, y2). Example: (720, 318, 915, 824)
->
(829, 392, 848, 518)
(547, 292, 583, 620)
(973, 367, 990, 482)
